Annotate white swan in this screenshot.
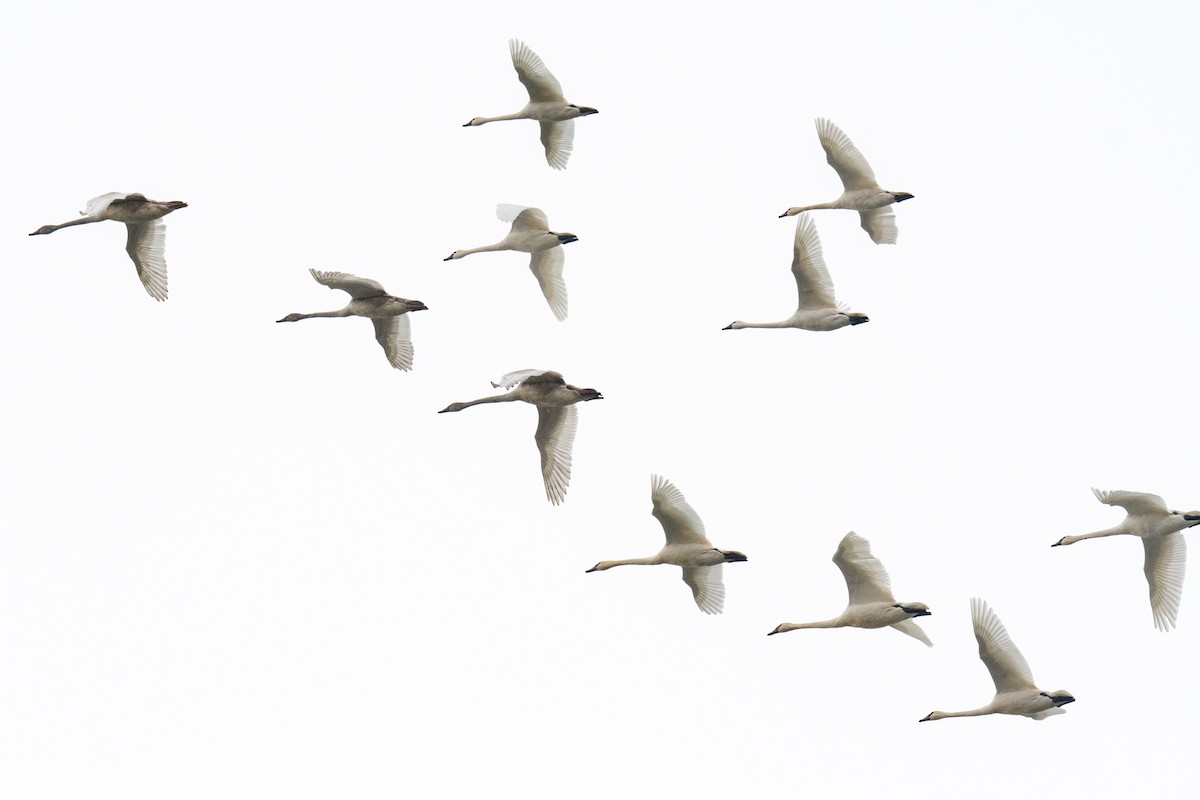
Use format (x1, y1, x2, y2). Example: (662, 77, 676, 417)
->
(444, 205, 575, 321)
(438, 369, 602, 505)
(779, 118, 913, 244)
(276, 269, 428, 371)
(586, 475, 748, 614)
(920, 598, 1075, 722)
(1053, 488, 1200, 631)
(723, 214, 868, 332)
(768, 532, 932, 645)
(29, 192, 187, 301)
(463, 39, 598, 169)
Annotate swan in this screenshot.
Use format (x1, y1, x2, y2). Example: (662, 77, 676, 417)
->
(276, 269, 428, 371)
(768, 531, 932, 645)
(779, 118, 913, 244)
(1053, 488, 1200, 631)
(444, 204, 575, 321)
(586, 474, 748, 615)
(723, 213, 868, 332)
(438, 369, 602, 504)
(29, 192, 187, 301)
(463, 39, 598, 169)
(920, 598, 1075, 722)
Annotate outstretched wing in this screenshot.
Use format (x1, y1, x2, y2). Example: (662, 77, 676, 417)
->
(309, 269, 387, 299)
(832, 532, 896, 606)
(371, 314, 414, 371)
(790, 214, 838, 311)
(815, 118, 880, 192)
(530, 246, 568, 321)
(539, 119, 575, 170)
(534, 404, 577, 505)
(972, 598, 1037, 694)
(510, 39, 565, 103)
(859, 207, 898, 245)
(650, 474, 710, 546)
(682, 565, 725, 615)
(493, 369, 565, 390)
(83, 192, 126, 216)
(890, 619, 933, 647)
(1092, 488, 1169, 515)
(1144, 533, 1186, 632)
(124, 220, 168, 301)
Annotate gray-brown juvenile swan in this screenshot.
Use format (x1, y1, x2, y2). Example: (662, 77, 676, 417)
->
(586, 475, 748, 614)
(723, 214, 868, 332)
(1053, 488, 1200, 631)
(438, 369, 602, 505)
(444, 204, 575, 320)
(463, 39, 598, 169)
(29, 192, 187, 301)
(779, 118, 913, 244)
(768, 531, 932, 645)
(919, 598, 1075, 722)
(276, 269, 428, 371)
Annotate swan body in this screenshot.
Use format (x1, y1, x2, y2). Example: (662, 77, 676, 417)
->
(920, 598, 1075, 722)
(275, 269, 428, 371)
(29, 192, 187, 301)
(1053, 488, 1200, 631)
(723, 214, 868, 332)
(463, 39, 598, 169)
(586, 475, 748, 614)
(438, 369, 602, 505)
(444, 205, 575, 320)
(769, 531, 932, 645)
(779, 118, 912, 244)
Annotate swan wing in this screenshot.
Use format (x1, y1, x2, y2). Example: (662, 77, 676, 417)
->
(832, 532, 896, 606)
(1144, 533, 1186, 631)
(534, 404, 576, 505)
(539, 119, 574, 170)
(497, 204, 532, 223)
(972, 598, 1037, 694)
(650, 474, 710, 546)
(508, 206, 550, 233)
(494, 369, 564, 390)
(859, 207, 898, 245)
(815, 118, 880, 192)
(1092, 488, 1169, 515)
(1029, 707, 1067, 720)
(791, 214, 838, 311)
(530, 246, 568, 321)
(509, 39, 565, 103)
(309, 269, 387, 299)
(371, 314, 414, 371)
(83, 192, 126, 216)
(890, 619, 933, 647)
(682, 565, 725, 615)
(124, 220, 168, 302)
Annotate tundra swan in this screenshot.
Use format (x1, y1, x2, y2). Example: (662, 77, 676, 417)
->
(444, 204, 575, 320)
(779, 118, 913, 244)
(29, 192, 187, 301)
(463, 39, 598, 169)
(438, 369, 602, 504)
(586, 475, 748, 615)
(723, 214, 868, 332)
(276, 269, 428, 371)
(768, 531, 932, 645)
(1053, 488, 1200, 631)
(919, 598, 1075, 722)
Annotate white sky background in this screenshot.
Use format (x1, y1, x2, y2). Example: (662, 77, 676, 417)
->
(2, 1, 1198, 796)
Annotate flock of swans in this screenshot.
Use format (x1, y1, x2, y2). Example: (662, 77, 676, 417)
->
(25, 37, 1198, 725)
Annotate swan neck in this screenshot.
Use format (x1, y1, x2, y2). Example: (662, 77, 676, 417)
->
(293, 309, 352, 320)
(733, 320, 794, 329)
(1065, 526, 1125, 545)
(596, 556, 661, 569)
(458, 243, 507, 257)
(777, 618, 841, 632)
(473, 112, 527, 124)
(448, 393, 518, 410)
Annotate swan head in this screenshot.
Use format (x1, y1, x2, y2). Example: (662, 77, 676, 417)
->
(919, 711, 947, 722)
(463, 118, 486, 127)
(1051, 535, 1076, 547)
(393, 298, 428, 313)
(767, 623, 796, 636)
(585, 561, 612, 573)
(577, 388, 603, 402)
(554, 232, 579, 245)
(1176, 510, 1200, 524)
(722, 321, 748, 330)
(778, 207, 802, 218)
(164, 200, 188, 212)
(438, 402, 468, 414)
(29, 225, 57, 236)
(276, 313, 305, 323)
(571, 105, 599, 116)
(891, 192, 915, 203)
(444, 251, 467, 261)
(1041, 690, 1076, 707)
(895, 603, 931, 617)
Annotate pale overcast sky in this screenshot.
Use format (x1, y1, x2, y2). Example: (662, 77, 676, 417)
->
(2, 2, 1198, 798)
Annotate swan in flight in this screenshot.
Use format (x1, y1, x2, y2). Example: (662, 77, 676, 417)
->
(276, 269, 428, 371)
(586, 475, 748, 614)
(438, 369, 602, 504)
(1053, 488, 1200, 631)
(723, 214, 868, 332)
(920, 598, 1075, 722)
(779, 118, 913, 244)
(444, 205, 575, 321)
(463, 39, 598, 169)
(768, 531, 932, 645)
(29, 192, 187, 301)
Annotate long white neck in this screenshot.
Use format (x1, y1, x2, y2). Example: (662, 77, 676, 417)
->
(784, 202, 839, 215)
(771, 618, 843, 634)
(33, 216, 99, 234)
(728, 319, 793, 330)
(286, 309, 353, 321)
(439, 393, 519, 413)
(452, 242, 508, 258)
(593, 556, 662, 570)
(470, 112, 528, 125)
(1055, 525, 1125, 546)
(926, 706, 994, 721)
